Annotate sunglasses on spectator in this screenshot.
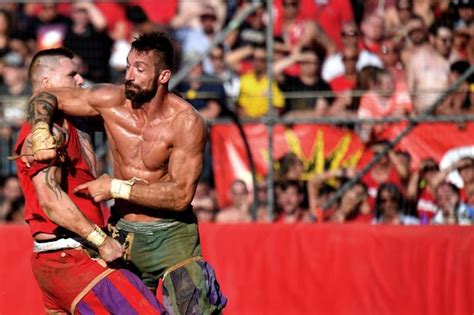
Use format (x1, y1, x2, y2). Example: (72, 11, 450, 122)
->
(200, 14, 217, 21)
(408, 28, 424, 36)
(341, 30, 359, 37)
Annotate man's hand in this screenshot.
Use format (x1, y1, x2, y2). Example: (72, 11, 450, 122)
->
(74, 174, 113, 202)
(98, 237, 124, 262)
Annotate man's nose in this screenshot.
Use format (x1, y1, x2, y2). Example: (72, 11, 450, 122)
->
(76, 74, 85, 87)
(125, 69, 134, 82)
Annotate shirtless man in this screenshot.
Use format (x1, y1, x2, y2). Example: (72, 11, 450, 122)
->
(406, 22, 454, 113)
(16, 48, 164, 314)
(29, 32, 226, 314)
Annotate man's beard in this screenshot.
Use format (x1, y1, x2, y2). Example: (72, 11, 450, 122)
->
(125, 78, 158, 108)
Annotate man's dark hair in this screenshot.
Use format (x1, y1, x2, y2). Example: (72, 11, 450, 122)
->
(131, 31, 174, 70)
(28, 47, 75, 82)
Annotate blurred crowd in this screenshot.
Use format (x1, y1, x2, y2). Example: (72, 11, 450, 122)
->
(0, 0, 473, 225)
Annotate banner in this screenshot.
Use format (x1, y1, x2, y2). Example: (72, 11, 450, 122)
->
(211, 122, 474, 208)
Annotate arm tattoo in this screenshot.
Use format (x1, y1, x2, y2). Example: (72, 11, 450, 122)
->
(90, 84, 108, 93)
(27, 92, 58, 125)
(42, 167, 63, 201)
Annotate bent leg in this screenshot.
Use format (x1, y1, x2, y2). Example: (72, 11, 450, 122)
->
(162, 261, 227, 315)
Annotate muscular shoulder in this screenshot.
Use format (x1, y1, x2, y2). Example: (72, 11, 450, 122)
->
(88, 83, 126, 109)
(171, 95, 207, 134)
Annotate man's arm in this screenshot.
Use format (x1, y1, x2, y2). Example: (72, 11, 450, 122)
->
(75, 109, 207, 211)
(29, 84, 122, 160)
(32, 164, 123, 261)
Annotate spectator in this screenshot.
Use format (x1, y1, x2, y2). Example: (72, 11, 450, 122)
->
(401, 14, 428, 62)
(432, 182, 474, 225)
(361, 140, 408, 203)
(206, 44, 241, 103)
(192, 181, 218, 222)
(373, 182, 419, 225)
(63, 2, 112, 82)
(383, 0, 416, 42)
(438, 60, 473, 115)
(274, 48, 333, 118)
(274, 0, 336, 57)
(407, 158, 444, 222)
(0, 52, 30, 128)
(328, 181, 370, 223)
(237, 45, 285, 118)
(406, 22, 454, 114)
(288, 0, 355, 49)
(322, 22, 383, 82)
(306, 168, 348, 221)
(216, 179, 252, 223)
(328, 45, 359, 118)
(0, 175, 22, 222)
(455, 157, 474, 201)
(275, 180, 310, 223)
(277, 152, 305, 181)
(357, 67, 413, 142)
(24, 2, 70, 50)
(176, 59, 227, 119)
(174, 4, 219, 74)
(226, 5, 266, 49)
(378, 36, 408, 90)
(5, 195, 24, 223)
(360, 13, 385, 55)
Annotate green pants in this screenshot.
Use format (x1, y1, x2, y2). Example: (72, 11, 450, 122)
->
(109, 219, 227, 315)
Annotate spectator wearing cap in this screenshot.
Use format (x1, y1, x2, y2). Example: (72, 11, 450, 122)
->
(0, 52, 30, 97)
(174, 4, 220, 74)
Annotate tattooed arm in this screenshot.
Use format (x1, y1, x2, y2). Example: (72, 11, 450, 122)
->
(29, 84, 123, 161)
(30, 163, 123, 261)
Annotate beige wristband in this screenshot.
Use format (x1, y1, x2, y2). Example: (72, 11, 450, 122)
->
(86, 225, 107, 247)
(31, 122, 56, 154)
(110, 178, 134, 200)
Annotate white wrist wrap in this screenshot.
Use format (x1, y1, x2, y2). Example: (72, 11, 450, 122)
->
(86, 225, 107, 247)
(110, 178, 133, 200)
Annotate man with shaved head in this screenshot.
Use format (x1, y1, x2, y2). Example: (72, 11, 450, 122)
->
(14, 48, 165, 314)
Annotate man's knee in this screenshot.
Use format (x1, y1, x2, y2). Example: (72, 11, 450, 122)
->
(162, 261, 226, 314)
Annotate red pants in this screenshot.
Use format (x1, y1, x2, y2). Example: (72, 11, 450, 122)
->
(32, 248, 164, 314)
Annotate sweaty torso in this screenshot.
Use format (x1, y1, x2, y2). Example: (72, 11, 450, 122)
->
(100, 93, 191, 221)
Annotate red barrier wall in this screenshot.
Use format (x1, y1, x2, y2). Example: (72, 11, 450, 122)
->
(1, 223, 473, 315)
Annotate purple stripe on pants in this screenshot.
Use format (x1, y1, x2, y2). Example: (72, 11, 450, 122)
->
(75, 299, 93, 314)
(92, 276, 138, 315)
(120, 269, 167, 314)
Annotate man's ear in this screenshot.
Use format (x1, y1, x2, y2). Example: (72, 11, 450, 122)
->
(40, 77, 50, 89)
(159, 70, 171, 84)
